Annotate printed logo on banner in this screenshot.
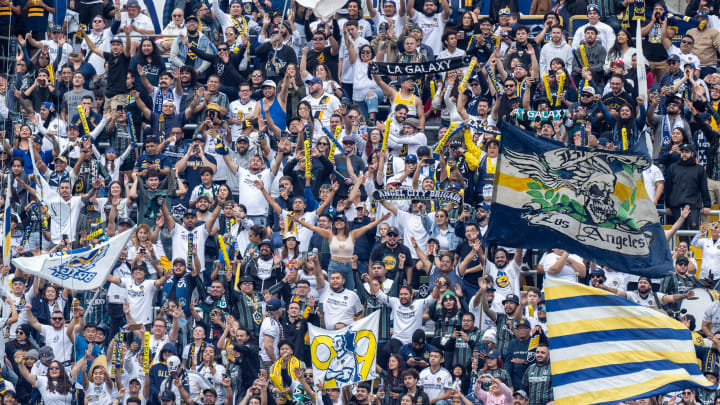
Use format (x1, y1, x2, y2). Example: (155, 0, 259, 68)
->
(47, 245, 110, 283)
(310, 319, 377, 388)
(503, 147, 653, 255)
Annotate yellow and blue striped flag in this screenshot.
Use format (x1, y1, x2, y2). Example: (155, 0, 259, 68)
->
(3, 174, 11, 265)
(545, 277, 716, 404)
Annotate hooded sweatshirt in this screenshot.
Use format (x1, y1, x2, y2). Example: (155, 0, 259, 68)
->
(148, 342, 178, 405)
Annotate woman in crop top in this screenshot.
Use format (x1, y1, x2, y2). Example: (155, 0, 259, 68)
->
(290, 211, 391, 289)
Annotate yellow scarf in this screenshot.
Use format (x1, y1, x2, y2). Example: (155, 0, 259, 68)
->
(270, 356, 301, 400)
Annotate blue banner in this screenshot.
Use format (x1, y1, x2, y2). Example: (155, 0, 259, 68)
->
(487, 122, 673, 277)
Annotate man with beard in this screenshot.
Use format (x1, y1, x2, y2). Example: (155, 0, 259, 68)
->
(594, 276, 691, 310)
(478, 278, 523, 356)
(241, 239, 286, 297)
(469, 247, 522, 306)
(160, 257, 201, 317)
(405, 0, 450, 52)
(256, 24, 298, 81)
(504, 319, 534, 391)
(573, 26, 606, 84)
(373, 280, 438, 348)
(170, 15, 213, 77)
(659, 55, 685, 89)
(647, 94, 692, 159)
(521, 343, 552, 405)
(571, 5, 615, 51)
(187, 41, 245, 95)
(314, 255, 364, 329)
(375, 75, 425, 129)
(660, 256, 702, 312)
(492, 78, 521, 123)
(602, 74, 635, 112)
(664, 143, 711, 232)
(160, 191, 223, 275)
(538, 25, 574, 76)
(305, 28, 340, 81)
(301, 77, 341, 129)
(443, 312, 481, 369)
(370, 226, 414, 282)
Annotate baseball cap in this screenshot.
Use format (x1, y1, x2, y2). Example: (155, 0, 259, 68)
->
(172, 258, 187, 266)
(305, 77, 323, 85)
(487, 349, 500, 359)
(126, 0, 140, 7)
(193, 133, 206, 142)
(581, 86, 596, 96)
(118, 218, 134, 226)
(404, 118, 421, 129)
(160, 391, 176, 401)
(262, 80, 277, 88)
(110, 36, 123, 43)
(259, 238, 272, 248)
(387, 227, 400, 236)
(668, 54, 681, 63)
(206, 102, 221, 112)
(399, 75, 414, 82)
(145, 135, 160, 144)
(676, 255, 690, 264)
(51, 24, 63, 32)
(237, 135, 250, 143)
(185, 14, 199, 22)
(39, 346, 54, 361)
(266, 298, 283, 312)
(515, 319, 531, 329)
(183, 208, 197, 217)
(587, 4, 600, 13)
(514, 390, 529, 399)
(590, 267, 605, 277)
(334, 214, 347, 222)
(405, 154, 418, 163)
(238, 275, 255, 285)
(502, 294, 520, 305)
(679, 143, 693, 152)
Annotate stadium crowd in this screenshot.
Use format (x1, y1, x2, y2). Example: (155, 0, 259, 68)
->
(3, 0, 720, 402)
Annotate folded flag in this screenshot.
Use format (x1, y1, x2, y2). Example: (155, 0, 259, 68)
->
(545, 277, 716, 404)
(487, 122, 672, 277)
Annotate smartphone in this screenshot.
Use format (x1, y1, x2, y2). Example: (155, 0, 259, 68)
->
(424, 158, 435, 164)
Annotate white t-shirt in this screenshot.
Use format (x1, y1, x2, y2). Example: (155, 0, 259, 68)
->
(418, 367, 452, 399)
(691, 235, 720, 280)
(227, 99, 257, 141)
(171, 224, 210, 273)
(237, 166, 273, 216)
(410, 12, 448, 52)
(339, 36, 369, 84)
(318, 283, 363, 329)
(395, 211, 428, 259)
(41, 325, 73, 363)
(121, 278, 158, 325)
(642, 165, 664, 203)
(40, 40, 73, 72)
(704, 301, 720, 334)
(540, 252, 584, 282)
(372, 12, 406, 40)
(604, 270, 628, 292)
(50, 196, 84, 244)
(485, 261, 520, 302)
(82, 28, 113, 75)
(35, 375, 74, 405)
(301, 93, 341, 128)
(625, 290, 666, 309)
(86, 382, 114, 405)
(119, 12, 154, 38)
(259, 316, 280, 362)
(377, 292, 434, 344)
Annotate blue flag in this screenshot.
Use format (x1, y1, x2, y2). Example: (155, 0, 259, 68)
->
(487, 122, 672, 277)
(54, 0, 66, 27)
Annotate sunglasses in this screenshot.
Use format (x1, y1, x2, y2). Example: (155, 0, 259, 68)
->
(318, 142, 329, 146)
(252, 73, 263, 77)
(93, 19, 103, 22)
(48, 366, 61, 370)
(504, 84, 515, 88)
(172, 14, 183, 17)
(360, 50, 372, 54)
(312, 38, 324, 41)
(304, 374, 313, 377)
(16, 330, 24, 335)
(218, 48, 229, 52)
(681, 40, 694, 44)
(51, 317, 64, 321)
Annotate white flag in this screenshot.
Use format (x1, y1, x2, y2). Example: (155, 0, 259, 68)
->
(308, 311, 379, 388)
(12, 227, 135, 290)
(295, 0, 346, 20)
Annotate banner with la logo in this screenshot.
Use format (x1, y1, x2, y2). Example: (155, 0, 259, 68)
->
(309, 311, 379, 388)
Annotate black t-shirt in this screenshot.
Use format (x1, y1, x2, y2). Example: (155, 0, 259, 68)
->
(369, 242, 413, 281)
(307, 47, 339, 82)
(497, 95, 521, 123)
(457, 241, 483, 285)
(103, 51, 131, 97)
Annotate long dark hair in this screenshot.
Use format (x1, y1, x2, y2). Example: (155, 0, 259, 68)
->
(608, 29, 634, 62)
(46, 360, 73, 394)
(136, 38, 164, 66)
